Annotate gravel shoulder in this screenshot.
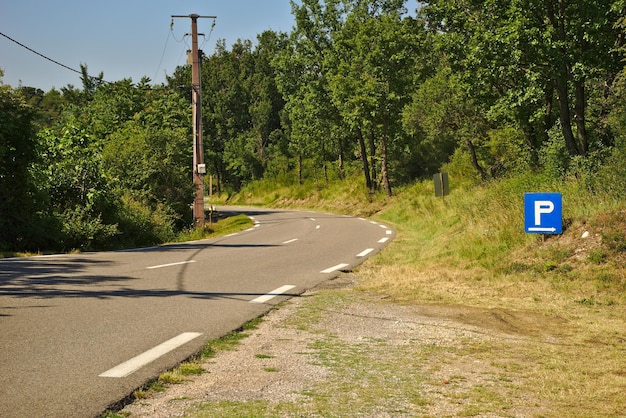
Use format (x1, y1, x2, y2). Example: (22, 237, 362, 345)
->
(119, 274, 569, 417)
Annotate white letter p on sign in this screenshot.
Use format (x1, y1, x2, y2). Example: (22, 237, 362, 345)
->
(534, 200, 554, 225)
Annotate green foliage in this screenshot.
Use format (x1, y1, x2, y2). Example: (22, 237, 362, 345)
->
(592, 145, 626, 198)
(112, 195, 177, 248)
(539, 130, 571, 179)
(59, 206, 119, 251)
(22, 79, 194, 252)
(0, 83, 43, 251)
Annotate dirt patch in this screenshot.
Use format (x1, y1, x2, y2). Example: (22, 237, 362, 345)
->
(415, 304, 571, 340)
(119, 275, 569, 417)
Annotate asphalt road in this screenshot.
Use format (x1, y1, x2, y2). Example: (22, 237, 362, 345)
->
(0, 206, 394, 417)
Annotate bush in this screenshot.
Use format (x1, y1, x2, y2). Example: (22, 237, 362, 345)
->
(113, 194, 177, 248)
(59, 207, 119, 251)
(539, 129, 571, 179)
(592, 142, 626, 198)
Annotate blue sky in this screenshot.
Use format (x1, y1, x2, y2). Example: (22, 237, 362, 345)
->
(1, 1, 418, 91)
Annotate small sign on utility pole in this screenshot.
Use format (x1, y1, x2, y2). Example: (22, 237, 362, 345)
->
(434, 172, 449, 198)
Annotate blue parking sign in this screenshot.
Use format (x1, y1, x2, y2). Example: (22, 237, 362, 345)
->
(524, 193, 562, 234)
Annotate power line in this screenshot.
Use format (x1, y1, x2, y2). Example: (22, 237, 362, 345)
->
(0, 31, 106, 83)
(153, 28, 172, 81)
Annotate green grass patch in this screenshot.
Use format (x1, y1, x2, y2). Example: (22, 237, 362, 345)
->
(254, 354, 274, 359)
(175, 214, 253, 243)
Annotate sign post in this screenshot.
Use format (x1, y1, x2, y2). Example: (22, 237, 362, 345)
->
(524, 193, 562, 234)
(434, 172, 449, 199)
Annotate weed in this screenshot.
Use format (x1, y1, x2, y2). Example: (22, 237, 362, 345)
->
(589, 249, 608, 264)
(179, 362, 204, 376)
(543, 260, 558, 272)
(255, 354, 274, 359)
(158, 371, 185, 385)
(576, 296, 597, 306)
(604, 231, 626, 252)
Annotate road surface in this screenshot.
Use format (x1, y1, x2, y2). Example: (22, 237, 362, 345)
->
(0, 206, 394, 417)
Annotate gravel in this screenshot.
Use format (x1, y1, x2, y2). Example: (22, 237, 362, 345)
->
(119, 274, 547, 417)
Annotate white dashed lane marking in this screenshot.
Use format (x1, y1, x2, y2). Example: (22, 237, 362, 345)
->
(146, 260, 195, 270)
(321, 263, 350, 274)
(99, 332, 202, 378)
(356, 248, 374, 257)
(250, 285, 297, 304)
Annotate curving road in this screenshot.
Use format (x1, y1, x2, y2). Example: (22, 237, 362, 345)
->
(0, 206, 394, 417)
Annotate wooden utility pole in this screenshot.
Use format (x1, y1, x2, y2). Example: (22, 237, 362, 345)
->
(171, 14, 216, 228)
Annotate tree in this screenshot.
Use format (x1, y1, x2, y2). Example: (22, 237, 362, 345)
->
(34, 77, 194, 250)
(329, 1, 423, 195)
(421, 0, 623, 160)
(274, 0, 345, 185)
(193, 34, 286, 191)
(276, 0, 424, 194)
(0, 81, 42, 250)
(403, 67, 490, 180)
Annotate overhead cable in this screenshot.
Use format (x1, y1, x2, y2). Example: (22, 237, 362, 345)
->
(0, 31, 107, 83)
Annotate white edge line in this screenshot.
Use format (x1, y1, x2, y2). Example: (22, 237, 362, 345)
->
(250, 285, 297, 304)
(321, 263, 350, 274)
(99, 332, 202, 378)
(386, 230, 392, 235)
(378, 237, 389, 243)
(356, 248, 374, 257)
(282, 238, 299, 244)
(379, 224, 388, 229)
(146, 260, 195, 270)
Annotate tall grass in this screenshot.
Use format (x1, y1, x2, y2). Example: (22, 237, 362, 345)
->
(230, 167, 626, 311)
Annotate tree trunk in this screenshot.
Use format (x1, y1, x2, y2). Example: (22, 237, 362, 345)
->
(544, 82, 554, 141)
(321, 136, 328, 183)
(555, 78, 580, 156)
(381, 132, 392, 197)
(357, 128, 372, 191)
(465, 138, 488, 181)
(521, 120, 539, 169)
(368, 128, 377, 188)
(547, 0, 580, 156)
(213, 162, 222, 194)
(337, 135, 345, 181)
(574, 78, 587, 155)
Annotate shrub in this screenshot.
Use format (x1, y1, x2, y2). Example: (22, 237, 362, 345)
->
(59, 206, 119, 251)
